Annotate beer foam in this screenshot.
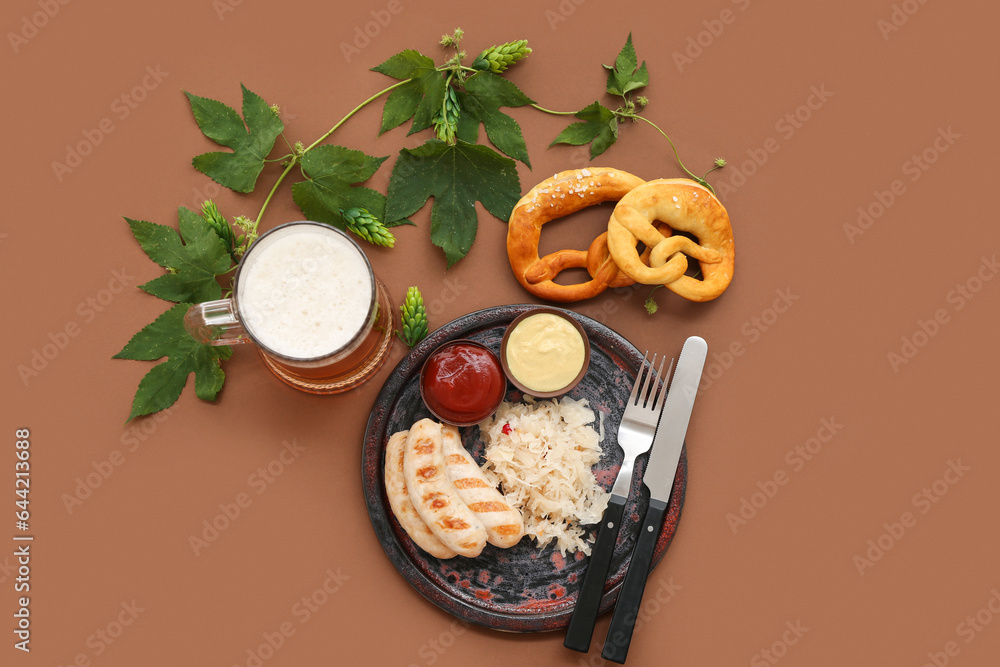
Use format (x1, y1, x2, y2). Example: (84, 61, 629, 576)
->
(237, 224, 373, 359)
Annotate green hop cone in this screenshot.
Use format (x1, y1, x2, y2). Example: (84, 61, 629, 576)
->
(644, 286, 662, 315)
(201, 200, 238, 262)
(398, 286, 429, 348)
(432, 85, 460, 145)
(339, 207, 396, 248)
(472, 39, 531, 74)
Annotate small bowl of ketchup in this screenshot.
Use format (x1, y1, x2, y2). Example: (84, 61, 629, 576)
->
(419, 339, 507, 427)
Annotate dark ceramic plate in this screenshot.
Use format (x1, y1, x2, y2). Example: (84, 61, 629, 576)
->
(362, 305, 686, 632)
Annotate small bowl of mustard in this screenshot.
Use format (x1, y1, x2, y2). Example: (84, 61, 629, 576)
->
(500, 307, 591, 398)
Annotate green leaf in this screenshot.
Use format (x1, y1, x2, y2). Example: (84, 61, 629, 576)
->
(185, 84, 284, 193)
(385, 139, 520, 266)
(614, 33, 638, 76)
(454, 100, 480, 144)
(550, 102, 619, 159)
(459, 72, 534, 166)
(371, 49, 435, 79)
(379, 79, 424, 134)
(113, 304, 233, 421)
(384, 217, 416, 228)
(604, 33, 649, 96)
(126, 207, 233, 303)
(291, 145, 389, 228)
(372, 50, 447, 136)
(408, 70, 447, 136)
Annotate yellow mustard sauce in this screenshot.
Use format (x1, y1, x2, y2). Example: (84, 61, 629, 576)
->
(505, 313, 585, 393)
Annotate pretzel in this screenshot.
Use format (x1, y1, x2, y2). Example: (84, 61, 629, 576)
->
(607, 179, 735, 302)
(507, 168, 645, 302)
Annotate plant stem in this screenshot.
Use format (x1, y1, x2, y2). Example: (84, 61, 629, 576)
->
(255, 157, 298, 225)
(255, 79, 412, 227)
(701, 163, 724, 179)
(303, 79, 411, 153)
(631, 114, 717, 195)
(531, 103, 578, 115)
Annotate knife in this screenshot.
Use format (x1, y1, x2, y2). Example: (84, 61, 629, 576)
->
(600, 336, 708, 664)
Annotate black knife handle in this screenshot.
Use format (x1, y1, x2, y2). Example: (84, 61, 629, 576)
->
(564, 494, 628, 652)
(601, 498, 669, 664)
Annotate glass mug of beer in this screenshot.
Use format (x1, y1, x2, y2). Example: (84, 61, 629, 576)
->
(184, 221, 395, 394)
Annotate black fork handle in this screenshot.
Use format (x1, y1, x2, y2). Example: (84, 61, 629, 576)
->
(564, 493, 628, 652)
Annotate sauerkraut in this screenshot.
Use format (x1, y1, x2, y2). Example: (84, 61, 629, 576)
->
(479, 397, 609, 555)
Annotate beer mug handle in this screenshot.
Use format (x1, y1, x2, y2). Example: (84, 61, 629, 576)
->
(184, 299, 250, 346)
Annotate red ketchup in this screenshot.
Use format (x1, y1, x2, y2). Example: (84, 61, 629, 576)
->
(421, 342, 506, 425)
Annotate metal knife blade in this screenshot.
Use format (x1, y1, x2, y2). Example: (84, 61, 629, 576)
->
(643, 335, 708, 501)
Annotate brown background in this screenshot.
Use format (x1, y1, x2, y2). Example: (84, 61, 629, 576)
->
(3, 0, 999, 665)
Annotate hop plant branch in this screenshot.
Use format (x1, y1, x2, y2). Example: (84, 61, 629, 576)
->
(537, 33, 725, 194)
(118, 28, 729, 419)
(253, 78, 411, 229)
(629, 114, 721, 195)
(193, 30, 536, 250)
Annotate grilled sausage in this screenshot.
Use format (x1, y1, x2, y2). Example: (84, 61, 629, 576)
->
(403, 419, 487, 558)
(440, 424, 524, 548)
(384, 430, 457, 559)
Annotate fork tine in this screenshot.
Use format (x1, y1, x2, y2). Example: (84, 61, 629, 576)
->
(648, 355, 665, 406)
(652, 356, 673, 413)
(636, 352, 658, 408)
(628, 351, 651, 406)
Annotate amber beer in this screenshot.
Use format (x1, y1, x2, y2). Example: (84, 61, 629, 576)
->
(185, 222, 394, 394)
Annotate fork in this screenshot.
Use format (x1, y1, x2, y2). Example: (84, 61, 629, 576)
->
(565, 352, 671, 653)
